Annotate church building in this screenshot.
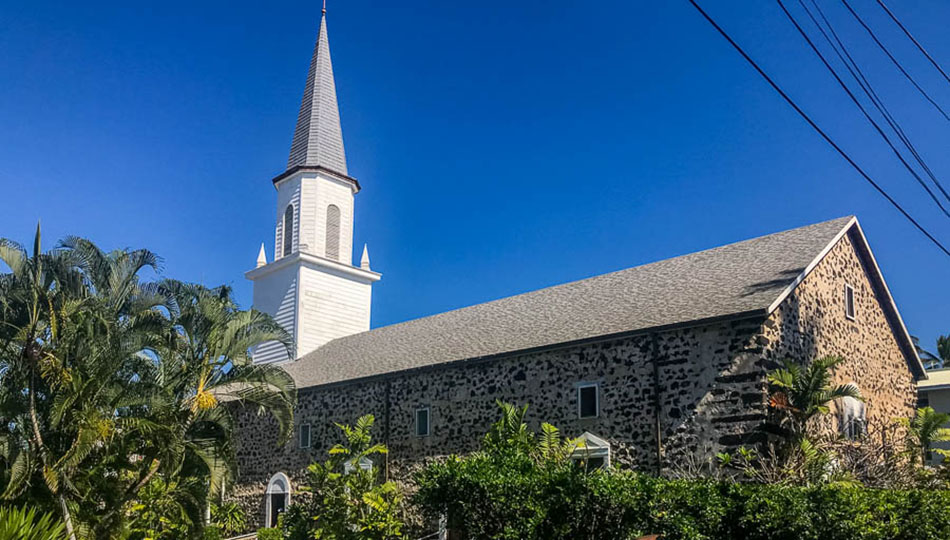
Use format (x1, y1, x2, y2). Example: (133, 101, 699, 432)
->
(230, 10, 924, 529)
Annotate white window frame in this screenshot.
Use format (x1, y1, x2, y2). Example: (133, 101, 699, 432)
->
(264, 472, 291, 528)
(415, 407, 430, 437)
(844, 283, 856, 320)
(838, 394, 866, 440)
(570, 432, 611, 470)
(577, 383, 600, 419)
(299, 423, 311, 449)
(343, 456, 374, 475)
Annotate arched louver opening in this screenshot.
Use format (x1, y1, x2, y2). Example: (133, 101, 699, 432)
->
(283, 205, 294, 257)
(265, 472, 291, 527)
(326, 204, 341, 260)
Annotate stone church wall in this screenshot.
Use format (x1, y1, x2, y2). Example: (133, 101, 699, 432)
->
(230, 317, 772, 527)
(759, 229, 918, 435)
(229, 229, 917, 529)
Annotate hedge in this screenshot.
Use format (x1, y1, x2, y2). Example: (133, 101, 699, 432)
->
(413, 451, 950, 540)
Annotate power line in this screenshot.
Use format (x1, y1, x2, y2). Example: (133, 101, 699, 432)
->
(685, 0, 950, 258)
(795, 0, 950, 208)
(840, 0, 950, 122)
(776, 0, 950, 219)
(875, 0, 950, 87)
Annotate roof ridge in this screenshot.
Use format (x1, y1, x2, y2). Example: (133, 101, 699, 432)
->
(314, 215, 855, 344)
(286, 215, 861, 388)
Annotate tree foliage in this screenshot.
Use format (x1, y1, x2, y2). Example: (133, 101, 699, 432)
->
(281, 415, 404, 540)
(0, 505, 67, 540)
(767, 356, 862, 440)
(0, 227, 296, 538)
(897, 407, 950, 465)
(414, 402, 950, 540)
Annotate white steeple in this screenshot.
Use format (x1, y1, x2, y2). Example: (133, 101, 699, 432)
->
(286, 12, 347, 175)
(246, 9, 380, 364)
(256, 243, 267, 268)
(360, 244, 371, 270)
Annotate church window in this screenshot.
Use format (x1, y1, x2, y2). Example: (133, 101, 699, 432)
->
(838, 394, 866, 440)
(416, 407, 430, 437)
(844, 283, 856, 320)
(578, 383, 599, 419)
(344, 457, 374, 474)
(570, 432, 610, 471)
(326, 204, 341, 260)
(265, 472, 291, 528)
(299, 423, 311, 449)
(283, 205, 295, 257)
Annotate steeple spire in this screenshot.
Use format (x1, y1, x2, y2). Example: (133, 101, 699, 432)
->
(286, 10, 347, 175)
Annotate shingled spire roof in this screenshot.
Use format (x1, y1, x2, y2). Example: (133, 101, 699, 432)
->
(286, 12, 348, 176)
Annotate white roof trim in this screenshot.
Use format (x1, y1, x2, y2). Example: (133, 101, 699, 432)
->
(766, 216, 857, 314)
(576, 431, 609, 449)
(246, 250, 381, 283)
(849, 220, 924, 376)
(765, 217, 924, 376)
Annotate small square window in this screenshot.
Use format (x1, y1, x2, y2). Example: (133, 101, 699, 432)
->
(578, 384, 599, 419)
(845, 284, 856, 320)
(299, 423, 311, 449)
(415, 408, 430, 437)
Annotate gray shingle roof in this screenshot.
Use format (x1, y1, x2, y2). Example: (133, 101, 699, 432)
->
(286, 13, 348, 175)
(285, 216, 855, 388)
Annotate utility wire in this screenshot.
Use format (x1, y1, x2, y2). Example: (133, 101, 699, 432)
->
(806, 0, 947, 204)
(840, 0, 950, 122)
(685, 0, 950, 258)
(777, 0, 949, 219)
(875, 0, 950, 86)
(796, 0, 950, 208)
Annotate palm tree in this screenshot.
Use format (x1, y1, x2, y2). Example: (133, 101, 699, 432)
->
(897, 406, 950, 465)
(767, 355, 862, 440)
(938, 335, 950, 367)
(0, 506, 66, 540)
(90, 280, 296, 535)
(0, 224, 92, 539)
(0, 230, 297, 538)
(482, 401, 581, 463)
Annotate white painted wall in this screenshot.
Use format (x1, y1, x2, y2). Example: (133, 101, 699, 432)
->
(251, 262, 298, 364)
(296, 261, 373, 357)
(925, 388, 950, 465)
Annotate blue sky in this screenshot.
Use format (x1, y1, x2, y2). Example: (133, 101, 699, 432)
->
(1, 1, 948, 353)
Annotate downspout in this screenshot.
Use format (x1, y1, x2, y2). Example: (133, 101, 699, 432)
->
(651, 333, 663, 476)
(384, 379, 392, 481)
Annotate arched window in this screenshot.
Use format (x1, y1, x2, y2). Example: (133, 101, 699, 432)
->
(325, 204, 341, 260)
(838, 393, 866, 440)
(283, 205, 294, 258)
(265, 472, 291, 527)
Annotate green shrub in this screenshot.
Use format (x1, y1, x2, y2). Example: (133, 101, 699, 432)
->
(280, 415, 404, 540)
(413, 402, 950, 539)
(200, 526, 224, 540)
(0, 506, 67, 540)
(210, 501, 247, 536)
(415, 455, 950, 540)
(256, 527, 282, 540)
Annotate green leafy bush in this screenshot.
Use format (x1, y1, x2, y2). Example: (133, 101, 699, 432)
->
(256, 527, 282, 540)
(280, 415, 404, 540)
(416, 461, 950, 540)
(0, 506, 67, 540)
(210, 501, 246, 536)
(414, 402, 950, 540)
